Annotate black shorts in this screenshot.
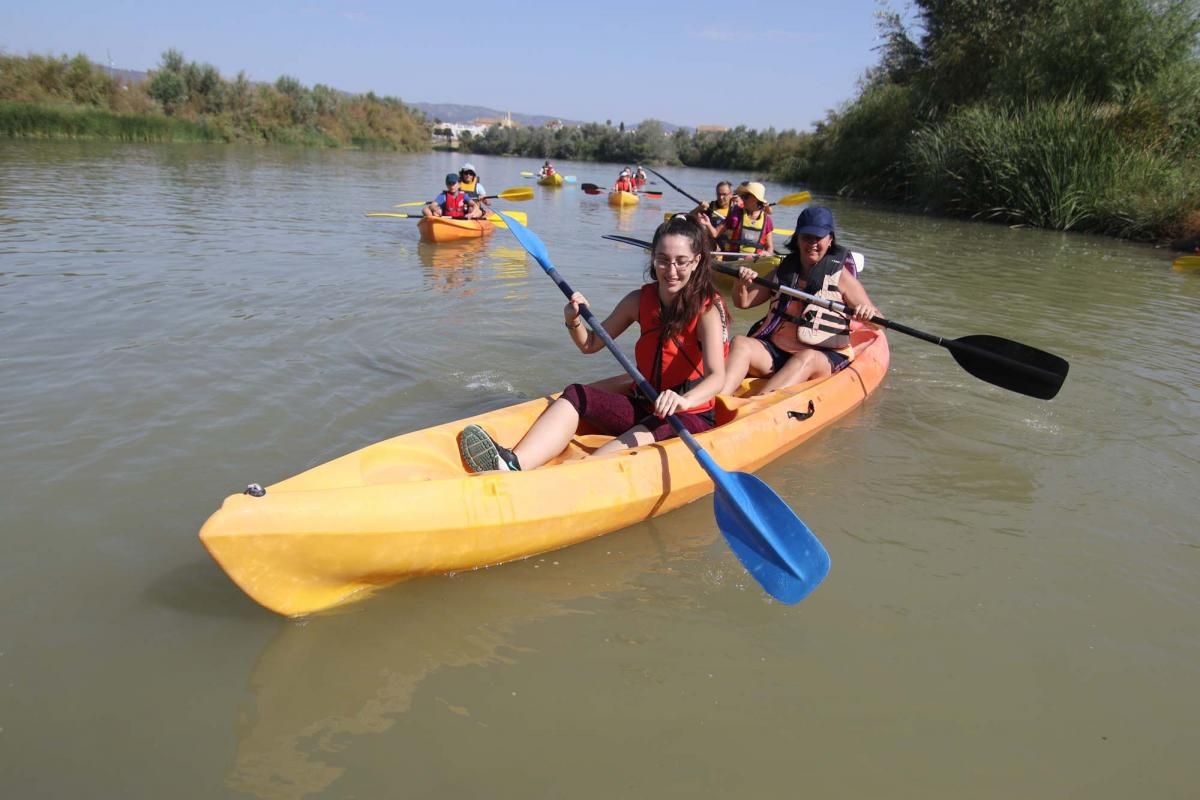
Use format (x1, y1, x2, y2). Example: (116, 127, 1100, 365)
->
(756, 337, 850, 374)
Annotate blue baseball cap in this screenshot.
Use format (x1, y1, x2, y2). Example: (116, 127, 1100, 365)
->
(794, 206, 835, 237)
(445, 173, 460, 185)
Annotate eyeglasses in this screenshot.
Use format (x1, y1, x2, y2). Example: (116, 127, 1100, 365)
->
(461, 171, 475, 177)
(652, 255, 700, 272)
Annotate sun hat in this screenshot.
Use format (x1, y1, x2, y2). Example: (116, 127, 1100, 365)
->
(460, 163, 476, 173)
(794, 206, 835, 237)
(445, 173, 460, 185)
(736, 181, 768, 204)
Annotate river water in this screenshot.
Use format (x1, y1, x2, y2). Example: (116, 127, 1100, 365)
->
(1, 141, 1197, 798)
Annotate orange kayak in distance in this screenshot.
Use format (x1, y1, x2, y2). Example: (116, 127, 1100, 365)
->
(417, 217, 496, 243)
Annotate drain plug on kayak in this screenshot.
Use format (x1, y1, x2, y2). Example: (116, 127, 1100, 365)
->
(244, 483, 266, 497)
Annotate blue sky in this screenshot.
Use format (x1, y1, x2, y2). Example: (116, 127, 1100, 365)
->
(2, 0, 913, 131)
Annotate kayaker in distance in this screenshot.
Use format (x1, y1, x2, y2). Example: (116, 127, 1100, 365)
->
(458, 216, 730, 472)
(613, 168, 637, 194)
(457, 163, 489, 208)
(697, 181, 775, 256)
(538, 160, 556, 178)
(422, 173, 484, 220)
(634, 165, 647, 188)
(720, 206, 880, 396)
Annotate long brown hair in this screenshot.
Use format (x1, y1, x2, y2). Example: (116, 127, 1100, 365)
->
(646, 216, 721, 339)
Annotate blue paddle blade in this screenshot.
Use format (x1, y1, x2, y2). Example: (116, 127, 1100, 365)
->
(712, 470, 830, 604)
(494, 211, 551, 269)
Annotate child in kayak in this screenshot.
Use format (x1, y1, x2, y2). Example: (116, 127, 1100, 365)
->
(459, 217, 730, 472)
(423, 173, 484, 220)
(720, 206, 880, 396)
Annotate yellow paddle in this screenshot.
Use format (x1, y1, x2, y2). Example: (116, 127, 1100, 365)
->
(393, 186, 534, 208)
(366, 210, 529, 229)
(1173, 255, 1200, 272)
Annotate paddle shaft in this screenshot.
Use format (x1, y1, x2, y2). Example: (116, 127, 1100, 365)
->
(643, 167, 703, 205)
(711, 262, 1064, 386)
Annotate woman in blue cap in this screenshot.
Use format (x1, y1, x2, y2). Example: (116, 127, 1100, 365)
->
(720, 206, 880, 396)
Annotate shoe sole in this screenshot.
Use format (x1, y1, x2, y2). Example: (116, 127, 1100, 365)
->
(459, 424, 500, 472)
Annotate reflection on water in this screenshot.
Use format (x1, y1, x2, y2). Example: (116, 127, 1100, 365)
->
(411, 239, 530, 297)
(227, 519, 718, 799)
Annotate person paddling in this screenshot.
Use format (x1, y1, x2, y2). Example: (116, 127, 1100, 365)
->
(693, 181, 737, 249)
(720, 206, 879, 396)
(458, 217, 729, 472)
(539, 160, 556, 178)
(457, 163, 489, 209)
(423, 173, 483, 220)
(613, 168, 637, 194)
(697, 181, 774, 256)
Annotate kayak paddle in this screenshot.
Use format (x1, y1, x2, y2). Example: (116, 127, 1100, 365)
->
(393, 186, 534, 208)
(366, 210, 528, 228)
(494, 210, 831, 604)
(581, 182, 661, 198)
(1173, 255, 1200, 272)
(709, 261, 1069, 400)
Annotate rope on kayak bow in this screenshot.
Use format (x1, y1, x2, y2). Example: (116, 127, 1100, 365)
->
(244, 483, 266, 497)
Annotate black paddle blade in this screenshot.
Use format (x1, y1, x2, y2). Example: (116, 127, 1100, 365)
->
(580, 183, 604, 195)
(948, 335, 1069, 400)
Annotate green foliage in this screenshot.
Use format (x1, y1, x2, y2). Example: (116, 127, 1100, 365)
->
(906, 98, 1199, 238)
(147, 69, 187, 114)
(1, 50, 429, 151)
(803, 0, 1200, 240)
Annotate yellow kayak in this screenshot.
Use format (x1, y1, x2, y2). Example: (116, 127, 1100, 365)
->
(537, 173, 564, 187)
(198, 327, 889, 616)
(713, 254, 782, 289)
(608, 191, 639, 208)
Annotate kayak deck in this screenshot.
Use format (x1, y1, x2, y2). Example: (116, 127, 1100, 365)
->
(199, 327, 889, 616)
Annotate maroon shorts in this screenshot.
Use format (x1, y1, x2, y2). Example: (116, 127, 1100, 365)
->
(561, 383, 715, 442)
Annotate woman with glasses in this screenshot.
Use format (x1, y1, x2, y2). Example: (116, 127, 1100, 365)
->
(720, 206, 880, 397)
(458, 217, 729, 473)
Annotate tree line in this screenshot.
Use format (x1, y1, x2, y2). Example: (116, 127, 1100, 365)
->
(461, 0, 1200, 242)
(0, 50, 429, 149)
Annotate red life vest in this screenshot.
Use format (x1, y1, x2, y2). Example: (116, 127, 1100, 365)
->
(615, 176, 635, 193)
(633, 284, 728, 414)
(441, 190, 467, 218)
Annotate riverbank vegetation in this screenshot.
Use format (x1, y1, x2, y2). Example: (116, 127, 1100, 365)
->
(462, 0, 1200, 242)
(0, 50, 428, 149)
(804, 0, 1200, 241)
